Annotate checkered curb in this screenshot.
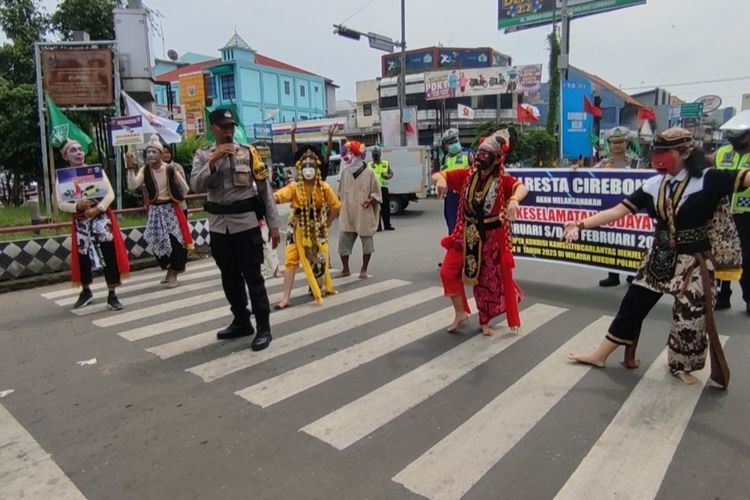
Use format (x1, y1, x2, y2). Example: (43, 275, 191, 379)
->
(0, 219, 211, 282)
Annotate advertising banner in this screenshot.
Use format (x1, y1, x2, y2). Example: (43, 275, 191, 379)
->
(110, 115, 144, 147)
(42, 48, 114, 106)
(253, 123, 273, 140)
(509, 167, 655, 273)
(424, 64, 542, 101)
(179, 72, 206, 113)
(55, 165, 108, 202)
(498, 0, 647, 32)
(562, 81, 594, 159)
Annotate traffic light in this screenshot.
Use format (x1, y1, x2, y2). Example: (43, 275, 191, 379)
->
(334, 25, 361, 41)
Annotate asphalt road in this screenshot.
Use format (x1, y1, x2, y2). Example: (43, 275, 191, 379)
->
(1, 199, 749, 500)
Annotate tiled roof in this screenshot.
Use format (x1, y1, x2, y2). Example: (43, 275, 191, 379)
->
(574, 67, 647, 108)
(155, 58, 221, 83)
(255, 53, 318, 77)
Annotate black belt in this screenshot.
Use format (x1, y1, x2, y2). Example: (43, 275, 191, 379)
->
(152, 200, 173, 206)
(205, 198, 264, 216)
(655, 226, 710, 254)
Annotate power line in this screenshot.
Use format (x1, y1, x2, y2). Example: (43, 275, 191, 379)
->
(339, 0, 379, 26)
(619, 75, 750, 91)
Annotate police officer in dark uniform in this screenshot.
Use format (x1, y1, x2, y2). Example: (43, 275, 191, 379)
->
(191, 109, 280, 351)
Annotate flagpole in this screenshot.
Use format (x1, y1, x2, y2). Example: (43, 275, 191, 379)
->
(114, 51, 123, 211)
(34, 43, 52, 217)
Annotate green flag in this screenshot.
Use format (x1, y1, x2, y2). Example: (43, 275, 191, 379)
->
(45, 94, 93, 153)
(204, 104, 248, 144)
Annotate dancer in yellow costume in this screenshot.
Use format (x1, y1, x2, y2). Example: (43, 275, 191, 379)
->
(273, 145, 341, 309)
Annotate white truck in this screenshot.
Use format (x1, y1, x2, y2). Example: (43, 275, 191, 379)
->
(327, 146, 431, 215)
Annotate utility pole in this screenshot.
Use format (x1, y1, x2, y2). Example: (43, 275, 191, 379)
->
(398, 0, 406, 146)
(333, 1, 407, 146)
(558, 0, 570, 167)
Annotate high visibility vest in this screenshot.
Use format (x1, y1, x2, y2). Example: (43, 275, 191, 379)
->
(369, 160, 391, 188)
(715, 144, 750, 214)
(442, 153, 470, 172)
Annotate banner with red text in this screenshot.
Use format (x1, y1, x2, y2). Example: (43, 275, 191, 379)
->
(508, 168, 656, 273)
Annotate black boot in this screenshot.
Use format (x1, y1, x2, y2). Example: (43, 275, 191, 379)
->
(251, 313, 272, 351)
(217, 319, 254, 340)
(599, 273, 621, 287)
(715, 297, 731, 311)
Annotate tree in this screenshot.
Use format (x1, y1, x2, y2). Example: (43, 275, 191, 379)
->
(51, 0, 124, 41)
(0, 0, 48, 84)
(546, 30, 561, 138)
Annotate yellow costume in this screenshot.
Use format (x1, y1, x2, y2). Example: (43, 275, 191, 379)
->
(276, 179, 341, 302)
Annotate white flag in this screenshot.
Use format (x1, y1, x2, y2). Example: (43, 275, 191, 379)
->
(122, 91, 183, 144)
(458, 103, 475, 120)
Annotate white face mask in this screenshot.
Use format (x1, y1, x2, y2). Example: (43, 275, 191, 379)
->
(145, 149, 161, 164)
(302, 167, 316, 181)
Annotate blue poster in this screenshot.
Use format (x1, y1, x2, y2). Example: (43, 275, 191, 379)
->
(508, 167, 655, 273)
(562, 81, 593, 160)
(55, 164, 107, 202)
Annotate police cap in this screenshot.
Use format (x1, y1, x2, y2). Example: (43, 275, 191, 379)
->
(607, 126, 630, 143)
(209, 108, 236, 126)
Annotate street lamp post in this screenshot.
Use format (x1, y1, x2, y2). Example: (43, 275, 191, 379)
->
(333, 0, 407, 147)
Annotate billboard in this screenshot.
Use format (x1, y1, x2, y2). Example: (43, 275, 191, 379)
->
(509, 167, 654, 273)
(424, 64, 542, 101)
(498, 0, 647, 32)
(383, 49, 436, 77)
(437, 49, 492, 69)
(562, 81, 594, 159)
(41, 48, 114, 106)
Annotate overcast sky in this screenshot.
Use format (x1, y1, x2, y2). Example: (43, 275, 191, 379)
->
(8, 0, 750, 110)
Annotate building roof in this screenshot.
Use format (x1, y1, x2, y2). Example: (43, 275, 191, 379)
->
(574, 67, 647, 108)
(155, 58, 221, 83)
(254, 53, 318, 77)
(223, 32, 253, 51)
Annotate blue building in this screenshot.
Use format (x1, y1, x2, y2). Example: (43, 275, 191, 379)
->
(153, 33, 336, 139)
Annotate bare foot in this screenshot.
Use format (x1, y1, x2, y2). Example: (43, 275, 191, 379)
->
(359, 271, 369, 279)
(334, 271, 351, 278)
(273, 270, 284, 278)
(481, 324, 494, 337)
(567, 352, 606, 368)
(447, 313, 469, 333)
(274, 299, 290, 310)
(509, 326, 521, 335)
(674, 372, 699, 385)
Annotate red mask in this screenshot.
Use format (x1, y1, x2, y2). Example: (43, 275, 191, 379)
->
(651, 150, 679, 175)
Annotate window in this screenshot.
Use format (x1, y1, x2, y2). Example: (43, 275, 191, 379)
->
(204, 74, 216, 98)
(284, 81, 291, 95)
(300, 115, 308, 120)
(300, 85, 306, 97)
(363, 103, 372, 116)
(169, 90, 176, 105)
(221, 74, 236, 100)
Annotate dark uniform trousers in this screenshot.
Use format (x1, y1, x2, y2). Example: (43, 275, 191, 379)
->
(718, 213, 750, 305)
(156, 234, 188, 272)
(379, 187, 391, 230)
(210, 227, 270, 330)
(79, 241, 121, 287)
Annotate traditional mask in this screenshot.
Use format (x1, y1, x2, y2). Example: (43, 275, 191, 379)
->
(651, 150, 681, 176)
(63, 142, 85, 166)
(302, 166, 316, 181)
(475, 149, 498, 171)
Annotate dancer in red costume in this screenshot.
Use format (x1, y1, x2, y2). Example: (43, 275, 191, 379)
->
(433, 128, 529, 336)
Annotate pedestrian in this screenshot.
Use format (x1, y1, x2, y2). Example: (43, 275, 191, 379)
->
(126, 137, 193, 288)
(714, 110, 750, 315)
(593, 126, 642, 288)
(191, 108, 280, 351)
(564, 127, 750, 387)
(433, 128, 528, 336)
(369, 146, 395, 231)
(273, 145, 341, 309)
(336, 140, 381, 279)
(55, 140, 129, 310)
(440, 129, 471, 233)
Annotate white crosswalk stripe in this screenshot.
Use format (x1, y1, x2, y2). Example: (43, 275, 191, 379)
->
(42, 259, 216, 299)
(59, 268, 220, 308)
(301, 303, 567, 450)
(391, 316, 610, 500)
(553, 336, 729, 500)
(36, 261, 731, 499)
(188, 286, 442, 383)
(146, 278, 409, 359)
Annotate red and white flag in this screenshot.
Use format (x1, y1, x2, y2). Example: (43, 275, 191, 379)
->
(517, 103, 540, 123)
(458, 103, 475, 120)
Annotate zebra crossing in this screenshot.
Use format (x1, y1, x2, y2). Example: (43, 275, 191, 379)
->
(38, 263, 732, 500)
